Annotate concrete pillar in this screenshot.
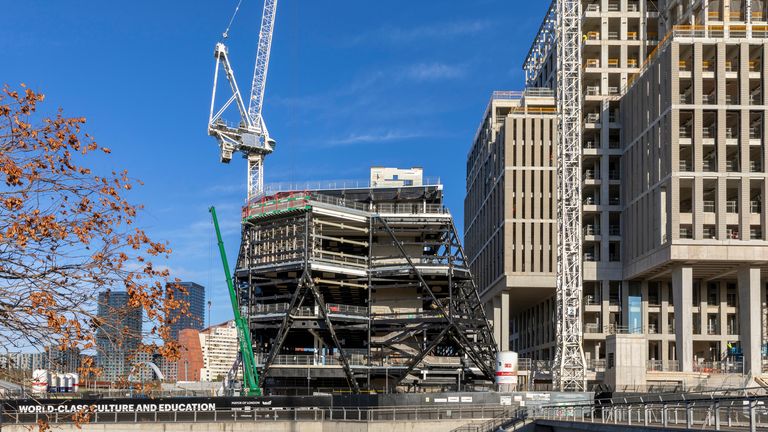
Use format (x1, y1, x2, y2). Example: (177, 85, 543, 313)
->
(673, 265, 694, 372)
(500, 291, 510, 351)
(738, 266, 762, 375)
(493, 296, 502, 351)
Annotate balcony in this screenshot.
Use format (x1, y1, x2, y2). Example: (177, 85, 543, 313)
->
(725, 159, 739, 172)
(609, 225, 620, 236)
(584, 252, 597, 262)
(584, 169, 599, 180)
(584, 225, 600, 236)
(584, 141, 597, 149)
(726, 200, 738, 213)
(583, 295, 600, 306)
(585, 3, 600, 13)
(585, 85, 600, 96)
(680, 227, 693, 239)
(679, 127, 692, 138)
(679, 160, 691, 171)
(609, 196, 620, 206)
(751, 161, 762, 172)
(586, 112, 601, 123)
(609, 170, 620, 180)
(585, 58, 600, 68)
(703, 127, 716, 139)
(704, 200, 716, 212)
(584, 323, 602, 333)
(607, 58, 619, 68)
(607, 31, 619, 40)
(750, 127, 762, 139)
(751, 200, 762, 213)
(583, 196, 599, 206)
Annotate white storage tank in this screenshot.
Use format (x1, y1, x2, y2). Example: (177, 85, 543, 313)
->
(49, 373, 61, 393)
(68, 373, 80, 392)
(31, 369, 49, 394)
(495, 351, 519, 389)
(61, 374, 72, 392)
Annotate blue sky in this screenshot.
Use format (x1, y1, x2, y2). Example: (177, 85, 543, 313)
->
(2, 0, 549, 326)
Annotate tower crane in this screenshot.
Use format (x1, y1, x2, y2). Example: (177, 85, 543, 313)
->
(206, 0, 278, 396)
(524, 0, 587, 392)
(208, 0, 278, 201)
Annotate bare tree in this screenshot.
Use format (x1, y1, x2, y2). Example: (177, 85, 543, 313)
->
(0, 84, 186, 378)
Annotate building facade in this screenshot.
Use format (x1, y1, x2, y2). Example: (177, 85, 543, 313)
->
(466, 0, 768, 389)
(199, 321, 238, 382)
(177, 328, 205, 382)
(167, 282, 206, 341)
(95, 291, 142, 382)
(465, 90, 559, 356)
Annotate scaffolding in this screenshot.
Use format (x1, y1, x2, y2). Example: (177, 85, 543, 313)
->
(234, 185, 497, 394)
(523, 0, 587, 391)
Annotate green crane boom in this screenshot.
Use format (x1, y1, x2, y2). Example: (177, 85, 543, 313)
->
(209, 206, 261, 396)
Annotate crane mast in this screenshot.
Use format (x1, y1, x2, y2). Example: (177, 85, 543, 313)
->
(523, 0, 587, 392)
(208, 0, 278, 201)
(554, 0, 587, 392)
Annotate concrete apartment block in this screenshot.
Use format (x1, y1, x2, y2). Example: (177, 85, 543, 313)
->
(466, 0, 768, 389)
(465, 90, 558, 354)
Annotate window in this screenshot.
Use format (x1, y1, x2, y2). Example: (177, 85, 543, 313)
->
(707, 283, 719, 305)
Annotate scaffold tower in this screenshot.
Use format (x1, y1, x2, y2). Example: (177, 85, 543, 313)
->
(523, 0, 587, 391)
(554, 0, 587, 392)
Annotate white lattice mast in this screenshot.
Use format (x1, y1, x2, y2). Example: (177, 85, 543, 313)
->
(554, 0, 586, 391)
(208, 0, 278, 201)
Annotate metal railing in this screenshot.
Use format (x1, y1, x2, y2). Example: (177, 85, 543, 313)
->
(2, 405, 514, 426)
(262, 178, 442, 196)
(450, 408, 527, 432)
(535, 395, 768, 431)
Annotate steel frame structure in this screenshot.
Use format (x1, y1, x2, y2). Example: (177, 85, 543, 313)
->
(554, 0, 587, 392)
(523, 0, 587, 391)
(233, 188, 497, 393)
(208, 0, 278, 201)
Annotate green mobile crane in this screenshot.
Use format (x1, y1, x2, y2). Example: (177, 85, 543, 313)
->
(209, 206, 261, 396)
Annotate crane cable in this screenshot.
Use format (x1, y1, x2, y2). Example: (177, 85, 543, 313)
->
(221, 0, 245, 40)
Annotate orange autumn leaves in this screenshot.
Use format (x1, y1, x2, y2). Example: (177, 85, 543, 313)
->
(0, 84, 187, 375)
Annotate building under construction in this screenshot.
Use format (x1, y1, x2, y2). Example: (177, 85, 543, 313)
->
(233, 168, 497, 394)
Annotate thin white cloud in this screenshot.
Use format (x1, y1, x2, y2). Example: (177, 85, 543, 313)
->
(401, 62, 466, 81)
(383, 19, 494, 43)
(345, 19, 495, 46)
(325, 130, 425, 147)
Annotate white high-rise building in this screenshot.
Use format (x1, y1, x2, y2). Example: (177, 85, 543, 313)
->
(199, 321, 238, 382)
